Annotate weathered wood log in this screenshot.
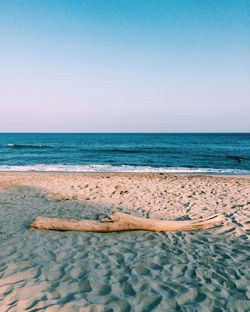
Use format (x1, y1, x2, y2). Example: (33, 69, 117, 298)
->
(30, 211, 224, 232)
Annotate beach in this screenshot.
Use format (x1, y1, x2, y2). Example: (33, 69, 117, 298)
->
(1, 0, 249, 309)
(0, 172, 250, 311)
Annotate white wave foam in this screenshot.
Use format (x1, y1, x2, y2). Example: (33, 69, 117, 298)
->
(0, 164, 248, 174)
(7, 143, 43, 148)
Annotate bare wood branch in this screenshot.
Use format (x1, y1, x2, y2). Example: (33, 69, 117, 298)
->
(30, 211, 224, 232)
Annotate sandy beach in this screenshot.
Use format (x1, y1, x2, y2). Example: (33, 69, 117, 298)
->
(0, 173, 249, 311)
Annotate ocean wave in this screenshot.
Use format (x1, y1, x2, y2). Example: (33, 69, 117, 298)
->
(80, 148, 142, 154)
(7, 144, 50, 149)
(0, 164, 249, 174)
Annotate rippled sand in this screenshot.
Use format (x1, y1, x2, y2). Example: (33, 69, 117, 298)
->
(0, 173, 249, 311)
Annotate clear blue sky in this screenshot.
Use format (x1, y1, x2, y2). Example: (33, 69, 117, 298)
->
(0, 0, 249, 132)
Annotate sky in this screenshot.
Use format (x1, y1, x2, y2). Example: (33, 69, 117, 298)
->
(0, 0, 249, 132)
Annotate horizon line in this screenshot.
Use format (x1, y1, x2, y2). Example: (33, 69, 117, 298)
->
(0, 132, 249, 134)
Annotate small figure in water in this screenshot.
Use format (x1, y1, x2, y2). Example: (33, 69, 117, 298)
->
(227, 156, 244, 163)
(236, 156, 243, 163)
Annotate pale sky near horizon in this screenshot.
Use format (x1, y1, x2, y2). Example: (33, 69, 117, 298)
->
(0, 0, 249, 132)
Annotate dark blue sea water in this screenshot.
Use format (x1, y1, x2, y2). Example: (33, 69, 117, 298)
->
(0, 133, 249, 174)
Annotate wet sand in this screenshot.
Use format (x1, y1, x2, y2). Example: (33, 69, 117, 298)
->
(0, 173, 249, 311)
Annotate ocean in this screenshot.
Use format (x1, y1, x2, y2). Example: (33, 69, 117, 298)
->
(0, 133, 249, 174)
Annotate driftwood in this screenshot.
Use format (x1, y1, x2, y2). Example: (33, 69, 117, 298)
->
(30, 211, 224, 233)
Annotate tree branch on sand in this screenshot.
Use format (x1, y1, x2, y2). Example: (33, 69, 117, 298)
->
(30, 211, 224, 233)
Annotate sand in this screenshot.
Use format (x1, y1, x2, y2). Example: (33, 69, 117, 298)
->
(0, 172, 249, 311)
